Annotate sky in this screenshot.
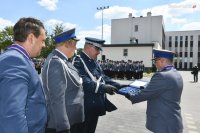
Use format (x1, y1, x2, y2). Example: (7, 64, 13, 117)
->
(0, 0, 200, 48)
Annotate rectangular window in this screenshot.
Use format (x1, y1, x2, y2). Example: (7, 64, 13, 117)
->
(175, 36, 178, 41)
(180, 52, 182, 57)
(169, 36, 172, 41)
(134, 25, 138, 32)
(179, 62, 182, 69)
(190, 52, 193, 57)
(198, 35, 200, 41)
(184, 63, 187, 69)
(180, 41, 183, 47)
(169, 42, 172, 47)
(175, 41, 178, 47)
(185, 41, 188, 47)
(185, 36, 188, 41)
(198, 52, 200, 57)
(180, 36, 183, 41)
(190, 41, 193, 47)
(190, 62, 193, 69)
(190, 35, 193, 41)
(185, 52, 187, 57)
(123, 49, 128, 56)
(198, 43, 200, 52)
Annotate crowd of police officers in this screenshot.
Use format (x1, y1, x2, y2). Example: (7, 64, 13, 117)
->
(98, 59, 145, 80)
(32, 58, 145, 80)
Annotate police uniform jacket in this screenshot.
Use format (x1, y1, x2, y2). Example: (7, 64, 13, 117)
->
(129, 67, 183, 133)
(73, 52, 120, 116)
(0, 46, 47, 133)
(42, 49, 84, 131)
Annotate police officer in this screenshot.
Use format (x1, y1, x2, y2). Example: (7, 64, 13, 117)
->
(42, 28, 84, 133)
(126, 49, 183, 133)
(73, 37, 124, 133)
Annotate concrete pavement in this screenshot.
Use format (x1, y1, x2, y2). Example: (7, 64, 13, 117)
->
(95, 71, 200, 133)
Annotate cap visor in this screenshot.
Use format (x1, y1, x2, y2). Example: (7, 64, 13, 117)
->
(72, 37, 80, 41)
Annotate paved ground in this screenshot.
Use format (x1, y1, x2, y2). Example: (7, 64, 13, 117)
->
(95, 71, 200, 133)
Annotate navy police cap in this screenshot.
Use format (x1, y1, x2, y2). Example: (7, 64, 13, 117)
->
(85, 37, 105, 50)
(53, 28, 79, 44)
(153, 49, 175, 60)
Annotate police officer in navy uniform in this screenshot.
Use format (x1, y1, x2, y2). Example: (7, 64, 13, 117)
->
(73, 37, 125, 133)
(126, 49, 183, 133)
(42, 28, 84, 133)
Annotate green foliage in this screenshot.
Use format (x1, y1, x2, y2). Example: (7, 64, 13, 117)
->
(0, 26, 14, 50)
(0, 23, 66, 57)
(53, 24, 65, 36)
(39, 45, 55, 58)
(76, 48, 83, 55)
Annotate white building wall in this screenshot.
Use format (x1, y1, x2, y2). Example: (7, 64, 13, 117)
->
(111, 13, 163, 46)
(98, 46, 153, 67)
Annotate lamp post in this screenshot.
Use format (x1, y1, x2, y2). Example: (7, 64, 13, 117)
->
(97, 6, 109, 40)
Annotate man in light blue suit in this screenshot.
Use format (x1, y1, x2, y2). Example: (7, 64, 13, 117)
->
(0, 17, 47, 133)
(126, 49, 183, 133)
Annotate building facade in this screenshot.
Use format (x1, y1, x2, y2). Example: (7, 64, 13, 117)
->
(100, 12, 200, 70)
(101, 44, 154, 68)
(111, 12, 165, 48)
(165, 31, 200, 69)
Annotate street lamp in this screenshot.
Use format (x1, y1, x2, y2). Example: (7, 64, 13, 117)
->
(97, 6, 109, 40)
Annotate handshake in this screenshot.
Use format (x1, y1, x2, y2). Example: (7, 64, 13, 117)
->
(104, 84, 129, 95)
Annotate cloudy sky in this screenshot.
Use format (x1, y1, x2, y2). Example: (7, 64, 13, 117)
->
(0, 0, 200, 47)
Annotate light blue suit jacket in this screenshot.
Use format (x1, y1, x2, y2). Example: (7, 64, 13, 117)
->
(129, 68, 183, 133)
(0, 48, 47, 133)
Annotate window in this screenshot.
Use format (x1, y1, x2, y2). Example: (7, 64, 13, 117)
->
(185, 52, 187, 57)
(123, 49, 128, 56)
(180, 41, 183, 47)
(175, 41, 178, 47)
(179, 52, 182, 57)
(134, 25, 138, 32)
(190, 52, 193, 57)
(180, 36, 183, 41)
(169, 42, 172, 47)
(198, 35, 200, 41)
(185, 36, 188, 41)
(190, 36, 193, 41)
(175, 36, 178, 41)
(169, 36, 172, 41)
(190, 41, 193, 47)
(185, 41, 188, 47)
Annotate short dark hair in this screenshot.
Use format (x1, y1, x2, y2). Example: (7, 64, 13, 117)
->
(14, 17, 45, 42)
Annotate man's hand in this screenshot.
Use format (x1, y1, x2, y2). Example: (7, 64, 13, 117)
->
(104, 84, 117, 95)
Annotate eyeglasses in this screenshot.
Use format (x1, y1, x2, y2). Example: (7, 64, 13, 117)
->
(91, 45, 101, 51)
(152, 58, 160, 64)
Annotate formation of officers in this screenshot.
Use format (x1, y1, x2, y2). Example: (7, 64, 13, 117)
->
(98, 59, 145, 80)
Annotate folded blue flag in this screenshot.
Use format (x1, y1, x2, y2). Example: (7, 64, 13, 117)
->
(118, 86, 141, 96)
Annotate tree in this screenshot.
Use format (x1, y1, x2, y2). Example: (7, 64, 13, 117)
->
(53, 24, 65, 36)
(76, 48, 83, 55)
(39, 23, 65, 58)
(0, 26, 14, 51)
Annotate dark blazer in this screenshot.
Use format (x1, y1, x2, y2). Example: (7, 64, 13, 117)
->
(42, 49, 84, 131)
(73, 52, 120, 116)
(0, 47, 47, 133)
(129, 68, 183, 133)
